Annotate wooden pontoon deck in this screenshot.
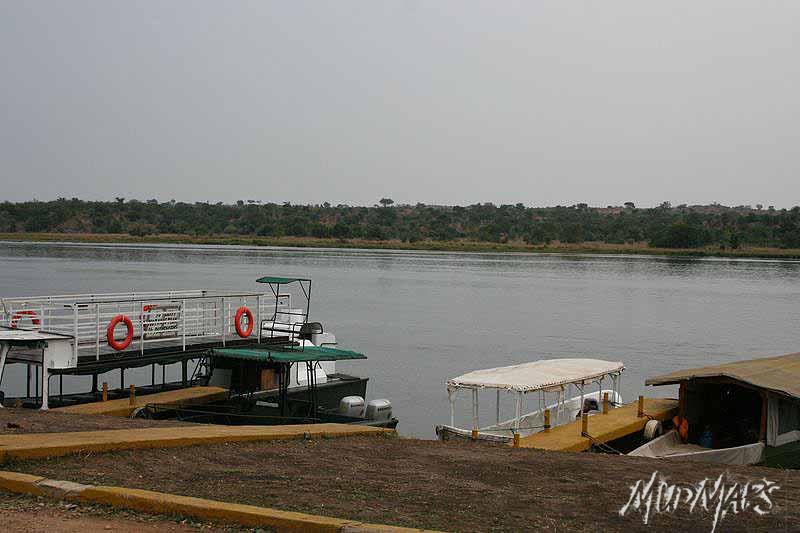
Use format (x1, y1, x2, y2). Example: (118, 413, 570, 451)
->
(518, 397, 678, 452)
(54, 385, 228, 417)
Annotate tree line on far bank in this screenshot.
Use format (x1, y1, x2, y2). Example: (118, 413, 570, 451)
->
(1, 198, 799, 249)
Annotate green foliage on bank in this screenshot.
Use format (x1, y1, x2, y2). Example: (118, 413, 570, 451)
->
(0, 198, 799, 250)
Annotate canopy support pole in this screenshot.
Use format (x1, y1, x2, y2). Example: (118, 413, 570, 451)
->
(598, 377, 603, 407)
(496, 390, 500, 424)
(514, 392, 521, 432)
(578, 380, 585, 419)
(471, 388, 479, 431)
(448, 389, 455, 427)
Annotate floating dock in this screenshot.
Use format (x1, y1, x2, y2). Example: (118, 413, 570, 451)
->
(0, 289, 294, 409)
(518, 398, 678, 452)
(53, 385, 228, 417)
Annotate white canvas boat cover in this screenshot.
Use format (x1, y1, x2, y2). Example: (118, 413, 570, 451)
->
(629, 430, 765, 465)
(447, 358, 625, 393)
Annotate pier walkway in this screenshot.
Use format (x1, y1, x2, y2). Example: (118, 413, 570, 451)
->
(0, 423, 391, 462)
(53, 385, 228, 417)
(518, 397, 678, 452)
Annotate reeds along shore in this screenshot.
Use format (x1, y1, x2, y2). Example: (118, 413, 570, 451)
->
(2, 232, 800, 259)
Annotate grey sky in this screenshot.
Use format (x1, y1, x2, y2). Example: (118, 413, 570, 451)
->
(1, 1, 799, 208)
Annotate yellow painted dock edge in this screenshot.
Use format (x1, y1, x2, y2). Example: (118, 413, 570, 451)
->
(0, 471, 438, 532)
(0, 424, 394, 463)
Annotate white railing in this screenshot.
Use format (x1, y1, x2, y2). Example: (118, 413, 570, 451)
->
(0, 290, 296, 364)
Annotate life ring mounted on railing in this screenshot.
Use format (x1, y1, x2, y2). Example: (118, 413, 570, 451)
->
(10, 310, 41, 329)
(234, 306, 254, 338)
(107, 314, 134, 351)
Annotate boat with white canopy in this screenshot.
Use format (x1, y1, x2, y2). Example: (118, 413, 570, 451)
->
(436, 358, 624, 443)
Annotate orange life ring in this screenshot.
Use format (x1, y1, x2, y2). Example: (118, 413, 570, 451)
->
(10, 310, 41, 329)
(234, 306, 254, 338)
(107, 314, 134, 350)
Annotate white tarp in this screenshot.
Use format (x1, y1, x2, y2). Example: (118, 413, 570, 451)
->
(447, 358, 625, 393)
(629, 430, 765, 465)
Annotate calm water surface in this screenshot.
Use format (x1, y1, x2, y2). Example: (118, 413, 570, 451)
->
(1, 242, 798, 437)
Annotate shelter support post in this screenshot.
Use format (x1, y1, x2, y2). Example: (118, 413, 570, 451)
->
(40, 367, 49, 410)
(760, 390, 768, 442)
(514, 392, 522, 433)
(578, 381, 585, 418)
(0, 343, 9, 389)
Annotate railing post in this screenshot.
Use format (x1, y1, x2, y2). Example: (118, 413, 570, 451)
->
(129, 384, 135, 406)
(221, 297, 226, 346)
(581, 413, 588, 435)
(544, 409, 551, 432)
(637, 395, 644, 418)
(95, 303, 100, 360)
(181, 299, 186, 351)
(513, 432, 520, 448)
(140, 303, 145, 355)
(72, 305, 78, 362)
(102, 382, 108, 402)
(603, 392, 609, 415)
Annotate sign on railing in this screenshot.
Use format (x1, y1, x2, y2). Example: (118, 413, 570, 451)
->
(142, 304, 182, 340)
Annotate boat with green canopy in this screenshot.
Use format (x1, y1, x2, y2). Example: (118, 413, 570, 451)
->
(133, 278, 397, 428)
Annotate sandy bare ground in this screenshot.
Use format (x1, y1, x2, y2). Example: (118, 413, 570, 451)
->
(8, 434, 798, 532)
(0, 408, 192, 434)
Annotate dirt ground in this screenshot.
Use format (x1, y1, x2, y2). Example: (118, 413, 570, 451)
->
(0, 408, 191, 434)
(0, 491, 255, 532)
(8, 433, 799, 532)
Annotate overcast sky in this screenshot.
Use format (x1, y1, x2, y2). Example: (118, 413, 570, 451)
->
(1, 2, 799, 208)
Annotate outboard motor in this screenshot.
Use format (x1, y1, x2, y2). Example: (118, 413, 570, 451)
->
(339, 396, 365, 417)
(365, 399, 392, 421)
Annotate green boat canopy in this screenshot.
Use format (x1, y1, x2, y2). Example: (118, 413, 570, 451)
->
(255, 276, 311, 284)
(211, 344, 366, 363)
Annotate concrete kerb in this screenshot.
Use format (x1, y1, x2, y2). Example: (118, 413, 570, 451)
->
(0, 471, 439, 533)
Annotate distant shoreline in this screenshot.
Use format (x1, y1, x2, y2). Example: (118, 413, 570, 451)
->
(2, 232, 800, 259)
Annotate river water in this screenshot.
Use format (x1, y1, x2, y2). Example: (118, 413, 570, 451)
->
(0, 241, 798, 437)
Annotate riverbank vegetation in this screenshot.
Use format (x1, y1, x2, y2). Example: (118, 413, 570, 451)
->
(1, 199, 799, 258)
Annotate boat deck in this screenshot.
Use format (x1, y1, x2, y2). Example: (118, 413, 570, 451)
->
(517, 397, 678, 452)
